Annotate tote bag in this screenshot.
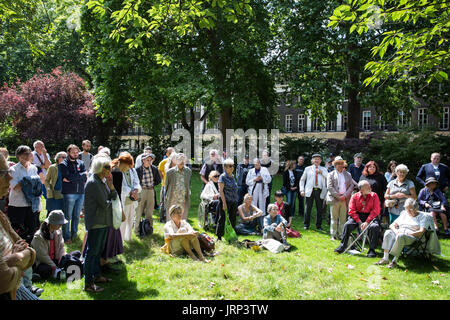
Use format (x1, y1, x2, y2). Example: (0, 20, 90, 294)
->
(112, 197, 123, 230)
(223, 210, 238, 243)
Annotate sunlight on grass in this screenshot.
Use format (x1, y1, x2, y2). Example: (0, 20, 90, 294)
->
(36, 174, 450, 300)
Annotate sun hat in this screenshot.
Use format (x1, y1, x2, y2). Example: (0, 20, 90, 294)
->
(45, 210, 68, 225)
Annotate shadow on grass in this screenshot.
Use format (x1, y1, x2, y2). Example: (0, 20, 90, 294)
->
(85, 263, 160, 300)
(398, 255, 450, 274)
(121, 232, 165, 262)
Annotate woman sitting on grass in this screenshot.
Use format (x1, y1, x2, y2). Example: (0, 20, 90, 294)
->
(163, 205, 210, 263)
(235, 194, 263, 235)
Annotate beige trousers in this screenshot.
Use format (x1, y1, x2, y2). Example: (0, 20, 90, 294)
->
(330, 200, 348, 238)
(135, 188, 155, 233)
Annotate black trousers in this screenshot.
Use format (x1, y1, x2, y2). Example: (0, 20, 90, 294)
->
(339, 213, 381, 251)
(297, 193, 305, 216)
(216, 199, 238, 240)
(305, 189, 324, 228)
(7, 206, 37, 244)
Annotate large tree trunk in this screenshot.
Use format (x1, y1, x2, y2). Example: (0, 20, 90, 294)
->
(345, 57, 361, 139)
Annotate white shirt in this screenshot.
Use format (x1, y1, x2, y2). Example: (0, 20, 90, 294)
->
(9, 162, 39, 207)
(394, 211, 426, 235)
(163, 219, 194, 239)
(338, 171, 346, 194)
(32, 151, 51, 177)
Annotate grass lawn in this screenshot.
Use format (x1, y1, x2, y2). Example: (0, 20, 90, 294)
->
(36, 173, 450, 300)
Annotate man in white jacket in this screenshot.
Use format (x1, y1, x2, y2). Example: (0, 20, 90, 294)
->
(246, 158, 272, 216)
(300, 154, 328, 230)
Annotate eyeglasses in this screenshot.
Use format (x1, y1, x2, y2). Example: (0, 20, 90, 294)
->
(226, 165, 234, 168)
(104, 165, 111, 170)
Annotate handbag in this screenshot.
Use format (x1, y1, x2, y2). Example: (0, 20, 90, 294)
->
(197, 233, 215, 252)
(385, 199, 398, 208)
(223, 210, 238, 243)
(286, 228, 301, 238)
(111, 197, 123, 229)
(139, 218, 153, 237)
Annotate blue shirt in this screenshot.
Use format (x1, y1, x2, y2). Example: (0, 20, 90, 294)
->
(348, 163, 365, 183)
(219, 173, 238, 203)
(263, 214, 287, 236)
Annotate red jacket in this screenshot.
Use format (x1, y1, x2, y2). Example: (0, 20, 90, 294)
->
(348, 191, 380, 223)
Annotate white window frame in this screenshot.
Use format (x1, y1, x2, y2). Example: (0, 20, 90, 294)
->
(362, 111, 371, 131)
(439, 107, 449, 130)
(298, 114, 306, 132)
(285, 114, 292, 133)
(418, 108, 428, 128)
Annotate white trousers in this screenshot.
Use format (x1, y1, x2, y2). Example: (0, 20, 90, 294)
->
(251, 183, 266, 215)
(120, 203, 137, 242)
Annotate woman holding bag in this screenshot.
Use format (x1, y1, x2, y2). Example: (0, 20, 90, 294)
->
(83, 156, 118, 293)
(216, 159, 239, 241)
(111, 152, 142, 242)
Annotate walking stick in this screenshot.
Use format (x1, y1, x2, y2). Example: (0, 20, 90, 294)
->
(343, 219, 375, 254)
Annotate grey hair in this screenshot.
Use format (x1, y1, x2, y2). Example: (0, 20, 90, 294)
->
(91, 156, 111, 175)
(98, 147, 111, 156)
(54, 152, 67, 162)
(404, 198, 419, 211)
(33, 140, 44, 149)
(253, 158, 261, 164)
(175, 153, 188, 165)
(223, 158, 234, 167)
(358, 180, 370, 190)
(267, 203, 277, 213)
(395, 164, 409, 174)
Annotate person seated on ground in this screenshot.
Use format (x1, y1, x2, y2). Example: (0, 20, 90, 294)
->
(263, 204, 290, 250)
(418, 177, 449, 235)
(235, 194, 263, 235)
(334, 180, 381, 258)
(31, 210, 67, 279)
(200, 170, 220, 223)
(163, 205, 210, 263)
(375, 199, 437, 269)
(274, 190, 292, 228)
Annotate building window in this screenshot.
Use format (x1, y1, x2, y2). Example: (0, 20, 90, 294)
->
(362, 111, 371, 131)
(298, 114, 306, 132)
(173, 121, 183, 130)
(343, 114, 348, 131)
(312, 118, 320, 132)
(326, 119, 336, 131)
(378, 116, 387, 131)
(285, 114, 292, 133)
(439, 107, 449, 130)
(397, 110, 410, 128)
(418, 108, 428, 128)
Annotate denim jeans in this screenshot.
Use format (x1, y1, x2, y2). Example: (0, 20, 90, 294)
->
(84, 227, 109, 286)
(286, 190, 297, 217)
(62, 193, 84, 241)
(46, 198, 64, 217)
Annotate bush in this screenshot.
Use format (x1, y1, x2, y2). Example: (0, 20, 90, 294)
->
(280, 136, 328, 163)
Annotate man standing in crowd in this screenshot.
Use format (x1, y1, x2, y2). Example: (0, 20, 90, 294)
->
(246, 158, 272, 216)
(135, 153, 161, 232)
(31, 140, 51, 199)
(79, 140, 94, 173)
(236, 155, 253, 205)
(8, 146, 40, 244)
(135, 146, 152, 169)
(59, 144, 87, 244)
(300, 153, 328, 230)
(295, 155, 306, 217)
(200, 149, 223, 189)
(417, 152, 450, 193)
(348, 153, 365, 184)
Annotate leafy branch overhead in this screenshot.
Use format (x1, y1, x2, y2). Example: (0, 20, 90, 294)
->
(328, 0, 449, 86)
(85, 0, 253, 65)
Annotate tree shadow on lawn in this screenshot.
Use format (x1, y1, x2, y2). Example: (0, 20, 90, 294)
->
(121, 232, 165, 262)
(85, 262, 160, 300)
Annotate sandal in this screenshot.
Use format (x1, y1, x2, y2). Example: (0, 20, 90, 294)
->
(94, 276, 112, 284)
(387, 261, 398, 269)
(84, 284, 104, 293)
(374, 259, 389, 265)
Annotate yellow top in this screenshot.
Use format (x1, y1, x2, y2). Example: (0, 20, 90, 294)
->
(158, 158, 169, 186)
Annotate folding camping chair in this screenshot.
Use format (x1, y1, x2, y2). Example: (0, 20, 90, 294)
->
(343, 219, 377, 255)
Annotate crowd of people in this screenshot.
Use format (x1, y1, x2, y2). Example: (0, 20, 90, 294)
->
(0, 139, 447, 299)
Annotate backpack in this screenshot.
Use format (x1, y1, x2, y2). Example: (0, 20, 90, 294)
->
(139, 218, 153, 237)
(197, 233, 215, 252)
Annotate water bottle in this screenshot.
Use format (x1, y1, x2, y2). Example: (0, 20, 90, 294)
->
(59, 270, 66, 281)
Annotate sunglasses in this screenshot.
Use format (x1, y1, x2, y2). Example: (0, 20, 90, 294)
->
(226, 165, 234, 168)
(104, 165, 111, 170)
(213, 175, 220, 178)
